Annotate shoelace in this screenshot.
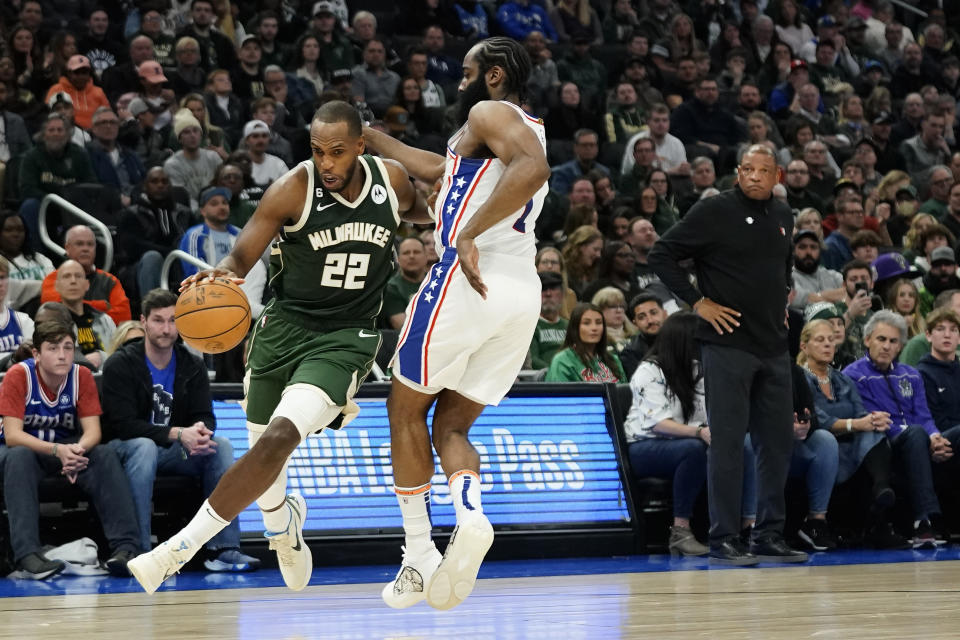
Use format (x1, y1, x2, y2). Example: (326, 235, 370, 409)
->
(268, 532, 296, 567)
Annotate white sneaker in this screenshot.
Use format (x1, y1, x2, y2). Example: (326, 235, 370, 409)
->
(381, 544, 442, 609)
(264, 493, 312, 591)
(128, 537, 198, 594)
(426, 511, 494, 610)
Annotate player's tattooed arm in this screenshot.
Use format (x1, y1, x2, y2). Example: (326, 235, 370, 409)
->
(362, 125, 446, 184)
(382, 159, 432, 224)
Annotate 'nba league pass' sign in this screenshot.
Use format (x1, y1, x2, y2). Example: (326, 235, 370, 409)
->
(213, 391, 631, 535)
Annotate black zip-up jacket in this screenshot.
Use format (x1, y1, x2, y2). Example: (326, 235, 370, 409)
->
(648, 185, 793, 357)
(101, 339, 215, 446)
(916, 354, 960, 433)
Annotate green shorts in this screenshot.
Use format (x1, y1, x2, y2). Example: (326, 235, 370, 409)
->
(243, 310, 381, 426)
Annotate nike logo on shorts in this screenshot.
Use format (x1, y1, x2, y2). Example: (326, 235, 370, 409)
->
(359, 330, 377, 338)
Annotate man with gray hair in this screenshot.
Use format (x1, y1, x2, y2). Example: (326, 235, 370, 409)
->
(917, 165, 954, 219)
(87, 107, 146, 206)
(843, 310, 958, 547)
(677, 156, 715, 216)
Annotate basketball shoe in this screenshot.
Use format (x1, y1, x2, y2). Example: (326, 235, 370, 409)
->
(264, 493, 313, 591)
(381, 544, 442, 609)
(128, 537, 198, 594)
(426, 510, 494, 610)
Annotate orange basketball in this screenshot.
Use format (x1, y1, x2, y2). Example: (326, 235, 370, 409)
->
(174, 278, 251, 354)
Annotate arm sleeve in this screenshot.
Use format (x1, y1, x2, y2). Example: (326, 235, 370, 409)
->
(0, 365, 28, 420)
(647, 205, 709, 306)
(39, 271, 59, 305)
(545, 350, 582, 382)
(528, 332, 548, 370)
(76, 366, 102, 418)
(630, 363, 676, 428)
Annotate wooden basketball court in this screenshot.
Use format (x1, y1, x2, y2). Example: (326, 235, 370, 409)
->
(2, 555, 958, 639)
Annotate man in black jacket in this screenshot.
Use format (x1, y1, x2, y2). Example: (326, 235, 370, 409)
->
(175, 0, 237, 73)
(102, 289, 258, 571)
(669, 77, 745, 174)
(649, 145, 808, 566)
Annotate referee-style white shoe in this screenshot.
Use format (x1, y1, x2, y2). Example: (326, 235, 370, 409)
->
(427, 511, 494, 610)
(264, 493, 313, 591)
(381, 544, 442, 609)
(128, 537, 198, 594)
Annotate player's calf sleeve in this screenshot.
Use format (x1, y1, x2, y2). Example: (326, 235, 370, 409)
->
(449, 470, 483, 521)
(395, 483, 434, 552)
(248, 422, 292, 532)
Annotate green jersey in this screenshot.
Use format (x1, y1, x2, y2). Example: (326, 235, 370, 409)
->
(267, 155, 400, 329)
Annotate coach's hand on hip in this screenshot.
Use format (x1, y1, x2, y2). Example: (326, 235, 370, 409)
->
(456, 234, 487, 299)
(693, 297, 741, 334)
(180, 268, 245, 292)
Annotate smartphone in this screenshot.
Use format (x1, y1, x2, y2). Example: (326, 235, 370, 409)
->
(853, 281, 869, 295)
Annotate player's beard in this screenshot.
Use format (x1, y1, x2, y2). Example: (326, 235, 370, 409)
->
(457, 76, 491, 127)
(324, 161, 357, 193)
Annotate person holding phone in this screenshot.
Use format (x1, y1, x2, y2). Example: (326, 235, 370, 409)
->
(834, 260, 875, 366)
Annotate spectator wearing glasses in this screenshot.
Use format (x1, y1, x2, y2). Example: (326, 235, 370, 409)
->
(918, 165, 955, 219)
(784, 159, 826, 214)
(87, 107, 146, 206)
(549, 129, 610, 196)
(166, 37, 206, 99)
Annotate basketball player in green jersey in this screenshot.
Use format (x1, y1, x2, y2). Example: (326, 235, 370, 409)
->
(127, 101, 431, 594)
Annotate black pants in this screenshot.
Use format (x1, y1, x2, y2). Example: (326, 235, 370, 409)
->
(701, 344, 794, 546)
(4, 440, 140, 563)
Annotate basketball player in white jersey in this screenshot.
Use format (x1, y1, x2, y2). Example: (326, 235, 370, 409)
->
(362, 37, 550, 611)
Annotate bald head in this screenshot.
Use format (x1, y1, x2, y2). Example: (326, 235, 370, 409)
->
(55, 259, 89, 305)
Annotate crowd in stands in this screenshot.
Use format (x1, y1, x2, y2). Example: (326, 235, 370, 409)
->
(0, 0, 959, 576)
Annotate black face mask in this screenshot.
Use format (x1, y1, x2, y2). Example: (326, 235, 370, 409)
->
(794, 253, 819, 274)
(456, 74, 491, 127)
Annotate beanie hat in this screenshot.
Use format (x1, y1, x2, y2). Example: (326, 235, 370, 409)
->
(173, 109, 202, 139)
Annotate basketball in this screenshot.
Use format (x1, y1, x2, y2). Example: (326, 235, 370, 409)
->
(174, 278, 251, 354)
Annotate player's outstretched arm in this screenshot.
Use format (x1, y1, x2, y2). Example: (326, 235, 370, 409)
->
(180, 166, 305, 290)
(381, 158, 433, 224)
(362, 125, 446, 184)
(455, 101, 551, 297)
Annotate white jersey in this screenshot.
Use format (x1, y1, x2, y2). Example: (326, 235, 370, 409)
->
(433, 101, 548, 259)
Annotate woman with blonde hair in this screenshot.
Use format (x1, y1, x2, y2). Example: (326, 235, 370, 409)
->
(837, 94, 869, 145)
(549, 0, 602, 46)
(561, 225, 604, 299)
(591, 286, 637, 352)
(794, 208, 824, 243)
(106, 320, 145, 356)
(169, 92, 231, 158)
(886, 279, 926, 338)
(902, 213, 938, 257)
(536, 246, 577, 319)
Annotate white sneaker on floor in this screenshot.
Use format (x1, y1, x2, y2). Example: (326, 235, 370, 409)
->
(381, 544, 442, 609)
(128, 537, 198, 594)
(426, 511, 494, 611)
(264, 493, 312, 591)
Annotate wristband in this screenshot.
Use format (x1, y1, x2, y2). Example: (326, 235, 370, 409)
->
(846, 418, 853, 433)
(52, 443, 58, 457)
(178, 427, 187, 459)
(696, 425, 705, 439)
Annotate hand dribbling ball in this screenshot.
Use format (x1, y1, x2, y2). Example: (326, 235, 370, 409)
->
(175, 278, 251, 354)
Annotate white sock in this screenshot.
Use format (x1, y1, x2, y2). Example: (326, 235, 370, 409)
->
(449, 470, 483, 521)
(179, 499, 230, 548)
(395, 483, 433, 553)
(261, 499, 292, 533)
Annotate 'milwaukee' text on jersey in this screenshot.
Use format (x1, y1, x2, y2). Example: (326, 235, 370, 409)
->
(308, 221, 392, 251)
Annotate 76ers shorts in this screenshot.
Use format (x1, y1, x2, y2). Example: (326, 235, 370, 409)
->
(392, 251, 540, 405)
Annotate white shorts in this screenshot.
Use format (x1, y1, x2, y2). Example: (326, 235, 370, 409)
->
(392, 252, 540, 405)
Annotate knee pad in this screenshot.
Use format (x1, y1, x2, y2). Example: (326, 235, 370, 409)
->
(269, 383, 344, 441)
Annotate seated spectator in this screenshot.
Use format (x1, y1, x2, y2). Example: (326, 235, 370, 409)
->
(644, 170, 681, 225)
(0, 256, 34, 364)
(918, 165, 954, 219)
(799, 319, 906, 548)
(55, 260, 116, 369)
(794, 208, 825, 243)
(917, 308, 960, 437)
(941, 182, 960, 242)
(662, 56, 700, 109)
(791, 229, 844, 312)
(623, 312, 755, 557)
(545, 302, 625, 382)
(784, 160, 826, 214)
(0, 320, 140, 579)
(617, 137, 658, 199)
(604, 82, 646, 144)
(801, 140, 837, 202)
(213, 163, 260, 229)
(498, 0, 557, 42)
(556, 38, 606, 110)
(835, 259, 876, 366)
(40, 225, 131, 325)
(351, 39, 401, 119)
(203, 70, 245, 146)
(0, 211, 54, 302)
(677, 157, 717, 217)
(529, 272, 568, 370)
(18, 113, 97, 247)
(43, 55, 109, 130)
(822, 198, 866, 271)
(870, 252, 921, 305)
(887, 278, 926, 338)
(843, 311, 959, 547)
(170, 93, 231, 160)
(231, 36, 266, 102)
(582, 241, 641, 304)
(901, 289, 960, 366)
(101, 35, 156, 105)
(312, 1, 357, 79)
(175, 0, 237, 73)
(591, 286, 636, 352)
(669, 77, 744, 172)
(850, 230, 882, 264)
(380, 237, 428, 330)
(349, 11, 401, 73)
(561, 225, 604, 299)
(118, 97, 172, 169)
(102, 289, 260, 571)
(118, 167, 195, 295)
(290, 33, 325, 99)
(900, 111, 950, 184)
(240, 120, 288, 189)
(164, 110, 224, 206)
(899, 210, 938, 264)
(87, 107, 146, 206)
(164, 37, 206, 100)
(919, 247, 960, 317)
(250, 98, 294, 167)
(139, 9, 176, 66)
(535, 247, 577, 319)
(544, 82, 599, 142)
(179, 187, 240, 277)
(105, 320, 144, 357)
(549, 129, 610, 196)
(0, 81, 31, 204)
